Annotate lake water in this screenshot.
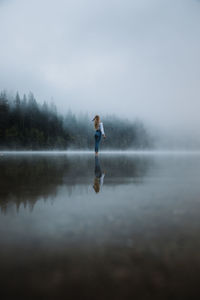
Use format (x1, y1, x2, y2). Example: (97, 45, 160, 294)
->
(1, 152, 200, 299)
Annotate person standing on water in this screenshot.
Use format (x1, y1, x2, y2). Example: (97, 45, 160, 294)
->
(92, 115, 106, 156)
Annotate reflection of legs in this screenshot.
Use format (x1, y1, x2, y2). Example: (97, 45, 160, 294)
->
(93, 156, 102, 193)
(95, 156, 102, 177)
(95, 134, 101, 153)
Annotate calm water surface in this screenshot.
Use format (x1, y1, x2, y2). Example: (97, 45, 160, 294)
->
(1, 152, 200, 300)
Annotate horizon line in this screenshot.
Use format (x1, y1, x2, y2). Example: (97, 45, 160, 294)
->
(1, 150, 200, 155)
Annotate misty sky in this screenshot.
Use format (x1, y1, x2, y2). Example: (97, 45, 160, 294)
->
(0, 0, 200, 133)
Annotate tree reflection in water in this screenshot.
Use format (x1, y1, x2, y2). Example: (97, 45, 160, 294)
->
(0, 154, 152, 213)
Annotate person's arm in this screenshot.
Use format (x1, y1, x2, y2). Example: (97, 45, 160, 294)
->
(100, 122, 106, 138)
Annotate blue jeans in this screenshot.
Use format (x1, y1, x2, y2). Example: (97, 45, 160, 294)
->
(95, 130, 102, 152)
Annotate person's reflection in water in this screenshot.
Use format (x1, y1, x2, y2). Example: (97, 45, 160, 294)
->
(93, 156, 105, 193)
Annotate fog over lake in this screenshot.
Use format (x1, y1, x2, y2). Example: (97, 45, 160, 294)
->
(1, 0, 200, 298)
(1, 0, 200, 146)
(1, 152, 200, 299)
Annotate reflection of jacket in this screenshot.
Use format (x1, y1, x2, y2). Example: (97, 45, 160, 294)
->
(99, 173, 105, 188)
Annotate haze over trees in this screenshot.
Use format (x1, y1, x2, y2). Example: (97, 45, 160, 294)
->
(0, 91, 153, 150)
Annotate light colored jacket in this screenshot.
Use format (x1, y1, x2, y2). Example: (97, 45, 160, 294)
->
(99, 122, 105, 135)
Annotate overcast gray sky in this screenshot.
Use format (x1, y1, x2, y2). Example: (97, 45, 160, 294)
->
(0, 0, 200, 135)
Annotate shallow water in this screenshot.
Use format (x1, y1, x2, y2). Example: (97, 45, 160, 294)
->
(1, 152, 200, 299)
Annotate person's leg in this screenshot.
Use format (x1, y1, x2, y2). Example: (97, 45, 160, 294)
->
(97, 134, 102, 154)
(95, 133, 101, 155)
(95, 135, 98, 153)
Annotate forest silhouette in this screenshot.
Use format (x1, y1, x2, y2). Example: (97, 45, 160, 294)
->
(0, 91, 153, 150)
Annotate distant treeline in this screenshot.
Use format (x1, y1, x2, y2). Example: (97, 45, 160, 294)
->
(0, 91, 153, 150)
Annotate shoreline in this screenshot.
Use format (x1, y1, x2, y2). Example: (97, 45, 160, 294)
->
(1, 150, 200, 156)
